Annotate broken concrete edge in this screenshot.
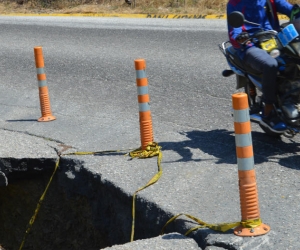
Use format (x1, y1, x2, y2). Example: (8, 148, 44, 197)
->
(59, 156, 231, 250)
(0, 130, 228, 250)
(0, 171, 8, 186)
(0, 155, 228, 249)
(103, 233, 202, 250)
(0, 157, 57, 183)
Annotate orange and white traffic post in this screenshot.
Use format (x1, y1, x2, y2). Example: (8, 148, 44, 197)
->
(134, 59, 154, 150)
(232, 93, 270, 236)
(34, 46, 56, 122)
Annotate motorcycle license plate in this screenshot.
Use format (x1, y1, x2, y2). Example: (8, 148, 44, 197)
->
(260, 38, 278, 52)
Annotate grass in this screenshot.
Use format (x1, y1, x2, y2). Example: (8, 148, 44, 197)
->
(0, 0, 298, 15)
(0, 0, 226, 15)
(0, 0, 270, 15)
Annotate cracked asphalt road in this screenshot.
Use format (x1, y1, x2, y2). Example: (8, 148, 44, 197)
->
(0, 16, 299, 249)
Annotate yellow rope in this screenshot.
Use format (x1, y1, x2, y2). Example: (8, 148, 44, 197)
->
(19, 158, 60, 250)
(18, 143, 162, 248)
(160, 213, 262, 236)
(129, 142, 163, 242)
(64, 148, 135, 156)
(18, 143, 263, 248)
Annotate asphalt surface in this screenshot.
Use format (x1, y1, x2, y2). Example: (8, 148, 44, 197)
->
(0, 15, 300, 249)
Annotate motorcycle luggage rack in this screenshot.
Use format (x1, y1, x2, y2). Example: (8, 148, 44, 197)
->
(219, 42, 243, 70)
(222, 44, 263, 77)
(218, 41, 231, 56)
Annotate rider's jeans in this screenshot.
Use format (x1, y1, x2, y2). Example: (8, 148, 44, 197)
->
(244, 46, 278, 104)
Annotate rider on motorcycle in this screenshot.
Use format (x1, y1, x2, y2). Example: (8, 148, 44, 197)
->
(227, 0, 300, 133)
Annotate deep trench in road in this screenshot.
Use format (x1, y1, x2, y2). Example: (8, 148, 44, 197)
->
(0, 157, 110, 250)
(0, 157, 199, 250)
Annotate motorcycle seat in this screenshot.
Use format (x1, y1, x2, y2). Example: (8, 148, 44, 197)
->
(226, 46, 262, 77)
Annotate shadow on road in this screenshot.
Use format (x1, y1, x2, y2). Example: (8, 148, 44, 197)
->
(159, 129, 300, 170)
(6, 119, 37, 122)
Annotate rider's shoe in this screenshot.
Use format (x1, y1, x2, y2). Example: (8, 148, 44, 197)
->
(260, 111, 287, 134)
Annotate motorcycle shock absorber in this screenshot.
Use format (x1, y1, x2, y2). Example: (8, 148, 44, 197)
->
(248, 81, 257, 105)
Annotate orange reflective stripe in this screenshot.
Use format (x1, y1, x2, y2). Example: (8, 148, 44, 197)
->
(136, 78, 148, 86)
(236, 145, 253, 158)
(37, 74, 46, 81)
(234, 121, 251, 134)
(138, 95, 150, 103)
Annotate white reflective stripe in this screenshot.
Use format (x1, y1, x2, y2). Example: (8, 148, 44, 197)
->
(233, 109, 250, 123)
(237, 157, 254, 171)
(235, 133, 252, 147)
(137, 86, 148, 95)
(36, 68, 45, 74)
(139, 103, 150, 112)
(38, 80, 47, 87)
(136, 69, 146, 79)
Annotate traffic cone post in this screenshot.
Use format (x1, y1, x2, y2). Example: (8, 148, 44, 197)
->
(34, 46, 56, 122)
(134, 59, 154, 150)
(232, 93, 270, 236)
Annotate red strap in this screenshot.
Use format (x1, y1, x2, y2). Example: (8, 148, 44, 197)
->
(268, 0, 280, 30)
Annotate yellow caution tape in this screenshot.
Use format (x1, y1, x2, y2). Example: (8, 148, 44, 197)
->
(17, 142, 263, 248)
(128, 142, 162, 159)
(160, 213, 262, 236)
(17, 142, 265, 248)
(64, 148, 135, 156)
(240, 218, 262, 228)
(18, 143, 162, 248)
(18, 148, 130, 249)
(129, 142, 163, 242)
(65, 151, 95, 155)
(19, 158, 60, 250)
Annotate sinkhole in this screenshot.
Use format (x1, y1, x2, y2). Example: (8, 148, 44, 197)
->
(0, 157, 177, 250)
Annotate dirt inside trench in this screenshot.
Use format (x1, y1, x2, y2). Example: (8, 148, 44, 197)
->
(0, 171, 109, 250)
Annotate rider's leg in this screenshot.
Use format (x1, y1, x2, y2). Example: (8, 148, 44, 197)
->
(264, 103, 274, 117)
(244, 46, 278, 110)
(244, 47, 286, 132)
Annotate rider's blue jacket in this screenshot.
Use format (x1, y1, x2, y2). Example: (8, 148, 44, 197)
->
(227, 0, 293, 49)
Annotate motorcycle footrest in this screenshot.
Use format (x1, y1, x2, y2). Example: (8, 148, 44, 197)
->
(222, 70, 234, 77)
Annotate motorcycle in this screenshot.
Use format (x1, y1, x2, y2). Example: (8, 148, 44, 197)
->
(219, 11, 300, 138)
